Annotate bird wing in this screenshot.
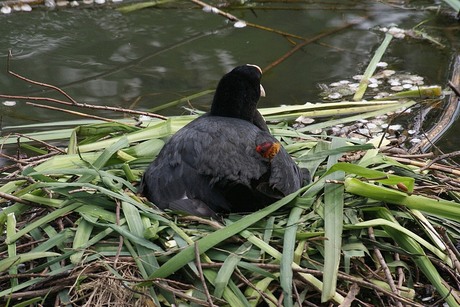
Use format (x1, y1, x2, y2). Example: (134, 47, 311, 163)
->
(179, 116, 269, 186)
(188, 117, 306, 204)
(141, 115, 306, 214)
(141, 116, 270, 213)
(268, 147, 305, 194)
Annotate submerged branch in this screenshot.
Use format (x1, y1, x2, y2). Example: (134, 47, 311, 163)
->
(263, 20, 359, 72)
(1, 53, 168, 121)
(7, 50, 77, 105)
(189, 0, 307, 40)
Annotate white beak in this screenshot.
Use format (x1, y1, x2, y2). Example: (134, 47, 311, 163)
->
(260, 84, 266, 97)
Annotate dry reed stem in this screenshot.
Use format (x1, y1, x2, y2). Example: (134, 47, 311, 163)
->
(438, 227, 460, 274)
(341, 283, 361, 307)
(234, 268, 280, 306)
(194, 242, 216, 307)
(0, 191, 33, 205)
(391, 156, 460, 176)
(368, 226, 403, 307)
(419, 150, 460, 172)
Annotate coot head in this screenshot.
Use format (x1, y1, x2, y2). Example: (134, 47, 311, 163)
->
(210, 64, 265, 123)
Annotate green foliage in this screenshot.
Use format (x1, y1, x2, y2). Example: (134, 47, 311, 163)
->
(1, 116, 459, 306)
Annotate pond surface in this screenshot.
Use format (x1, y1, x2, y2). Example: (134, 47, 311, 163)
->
(0, 0, 459, 158)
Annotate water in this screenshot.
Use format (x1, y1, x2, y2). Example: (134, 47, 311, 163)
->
(0, 1, 459, 152)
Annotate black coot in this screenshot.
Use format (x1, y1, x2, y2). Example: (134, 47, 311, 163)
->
(140, 64, 309, 217)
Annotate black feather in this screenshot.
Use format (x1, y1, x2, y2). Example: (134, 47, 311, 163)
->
(140, 64, 310, 217)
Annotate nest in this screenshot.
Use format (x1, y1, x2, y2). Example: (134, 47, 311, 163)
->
(1, 113, 460, 306)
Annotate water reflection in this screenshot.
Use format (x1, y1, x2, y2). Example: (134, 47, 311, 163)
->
(0, 1, 458, 149)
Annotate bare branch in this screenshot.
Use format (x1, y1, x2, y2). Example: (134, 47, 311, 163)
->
(7, 50, 78, 105)
(15, 133, 66, 154)
(26, 102, 121, 123)
(2, 51, 168, 121)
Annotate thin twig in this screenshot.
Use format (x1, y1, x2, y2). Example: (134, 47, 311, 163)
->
(246, 22, 307, 40)
(368, 227, 402, 307)
(69, 102, 168, 120)
(179, 215, 224, 229)
(0, 151, 23, 164)
(429, 258, 460, 291)
(194, 242, 215, 307)
(4, 282, 74, 300)
(1, 136, 60, 165)
(15, 133, 66, 154)
(26, 102, 121, 123)
(341, 283, 360, 307)
(419, 150, 460, 172)
(153, 282, 217, 305)
(0, 273, 51, 281)
(0, 163, 18, 174)
(0, 191, 33, 205)
(0, 237, 47, 257)
(8, 50, 78, 105)
(277, 291, 284, 306)
(392, 153, 434, 159)
(391, 156, 460, 176)
(292, 280, 302, 306)
(234, 268, 280, 306)
(394, 253, 405, 288)
(438, 227, 460, 274)
(263, 20, 359, 72)
(0, 175, 36, 184)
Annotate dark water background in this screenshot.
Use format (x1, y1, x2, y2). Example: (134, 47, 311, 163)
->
(0, 0, 459, 159)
